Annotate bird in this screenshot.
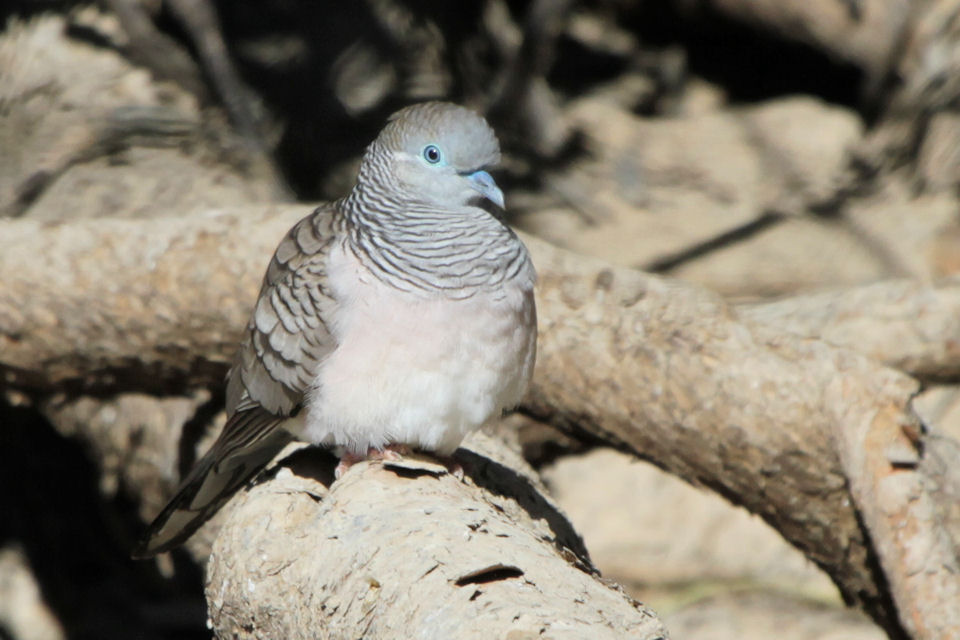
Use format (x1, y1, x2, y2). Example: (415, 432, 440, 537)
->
(133, 102, 537, 558)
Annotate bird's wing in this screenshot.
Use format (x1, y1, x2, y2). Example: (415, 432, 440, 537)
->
(133, 205, 341, 558)
(226, 203, 342, 417)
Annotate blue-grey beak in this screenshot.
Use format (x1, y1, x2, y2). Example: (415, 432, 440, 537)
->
(466, 170, 505, 210)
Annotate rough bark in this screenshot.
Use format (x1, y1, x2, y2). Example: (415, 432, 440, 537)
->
(737, 278, 960, 382)
(526, 243, 959, 638)
(0, 206, 302, 393)
(204, 435, 667, 639)
(2, 211, 958, 637)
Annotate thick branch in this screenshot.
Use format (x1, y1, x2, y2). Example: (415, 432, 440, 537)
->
(204, 435, 666, 639)
(526, 242, 958, 638)
(737, 278, 960, 382)
(0, 207, 304, 392)
(1, 212, 958, 637)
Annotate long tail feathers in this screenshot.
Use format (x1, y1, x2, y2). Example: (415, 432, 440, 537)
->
(132, 411, 290, 559)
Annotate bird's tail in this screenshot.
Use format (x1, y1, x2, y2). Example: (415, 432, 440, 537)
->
(132, 412, 290, 559)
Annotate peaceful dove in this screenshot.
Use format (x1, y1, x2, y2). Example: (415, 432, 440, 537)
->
(133, 102, 537, 558)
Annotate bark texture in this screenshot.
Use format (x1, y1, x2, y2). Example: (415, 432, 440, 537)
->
(523, 242, 960, 637)
(0, 207, 300, 393)
(737, 278, 960, 382)
(205, 436, 667, 639)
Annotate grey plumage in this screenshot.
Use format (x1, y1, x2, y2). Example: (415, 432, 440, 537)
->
(134, 102, 536, 558)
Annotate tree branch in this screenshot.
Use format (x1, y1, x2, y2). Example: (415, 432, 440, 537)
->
(525, 242, 958, 638)
(0, 207, 302, 393)
(204, 435, 666, 639)
(737, 278, 960, 382)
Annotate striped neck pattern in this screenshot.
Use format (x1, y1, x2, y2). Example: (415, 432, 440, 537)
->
(338, 147, 530, 298)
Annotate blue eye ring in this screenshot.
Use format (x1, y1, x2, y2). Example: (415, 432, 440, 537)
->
(423, 144, 442, 164)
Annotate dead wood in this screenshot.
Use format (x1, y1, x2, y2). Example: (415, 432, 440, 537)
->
(738, 278, 960, 382)
(203, 434, 666, 639)
(0, 207, 301, 393)
(486, 0, 575, 156)
(1, 210, 959, 637)
(856, 0, 960, 192)
(525, 242, 959, 638)
(0, 13, 285, 221)
(104, 0, 289, 197)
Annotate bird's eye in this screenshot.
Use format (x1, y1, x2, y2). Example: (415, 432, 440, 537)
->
(423, 144, 442, 164)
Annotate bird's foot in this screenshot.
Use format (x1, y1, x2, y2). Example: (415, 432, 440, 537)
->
(367, 443, 412, 462)
(433, 454, 464, 480)
(334, 444, 413, 479)
(334, 451, 365, 479)
(334, 446, 465, 480)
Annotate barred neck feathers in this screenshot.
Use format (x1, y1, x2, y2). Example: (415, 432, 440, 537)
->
(337, 102, 532, 298)
(340, 162, 529, 298)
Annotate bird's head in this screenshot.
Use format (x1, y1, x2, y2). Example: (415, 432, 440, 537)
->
(363, 102, 505, 211)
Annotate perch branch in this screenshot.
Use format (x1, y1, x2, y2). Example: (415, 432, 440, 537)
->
(203, 436, 666, 639)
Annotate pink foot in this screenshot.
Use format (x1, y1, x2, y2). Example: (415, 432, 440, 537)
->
(435, 454, 464, 480)
(335, 444, 413, 479)
(367, 443, 411, 462)
(334, 450, 365, 479)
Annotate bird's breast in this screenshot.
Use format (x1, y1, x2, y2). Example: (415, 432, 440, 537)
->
(298, 240, 536, 455)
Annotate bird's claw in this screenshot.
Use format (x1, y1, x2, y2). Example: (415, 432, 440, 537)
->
(436, 455, 464, 480)
(335, 444, 413, 479)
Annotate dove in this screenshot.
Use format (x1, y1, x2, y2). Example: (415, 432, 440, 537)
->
(133, 102, 537, 558)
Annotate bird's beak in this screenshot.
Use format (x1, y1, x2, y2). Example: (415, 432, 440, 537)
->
(466, 170, 505, 210)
